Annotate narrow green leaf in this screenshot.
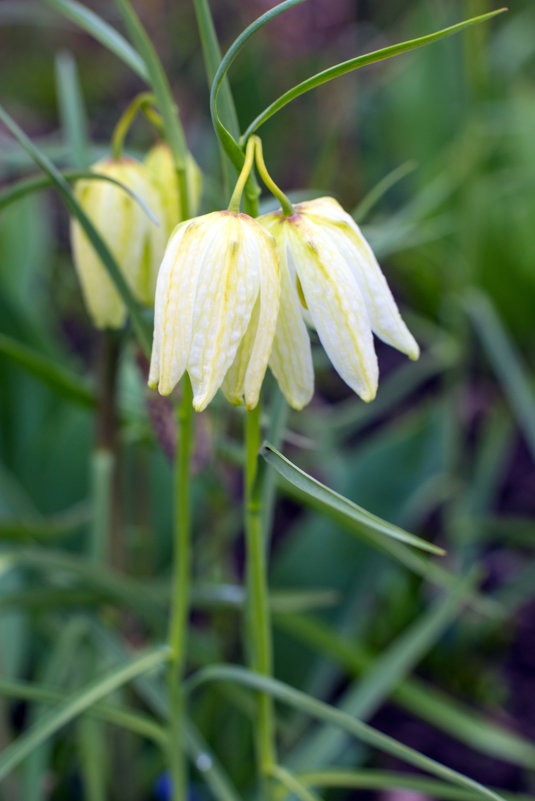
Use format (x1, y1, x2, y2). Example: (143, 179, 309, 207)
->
(193, 0, 240, 193)
(91, 627, 243, 801)
(288, 571, 478, 770)
(0, 676, 166, 745)
(22, 620, 87, 801)
(463, 289, 535, 461)
(0, 170, 160, 222)
(77, 717, 107, 801)
(0, 647, 169, 781)
(352, 161, 417, 222)
(192, 584, 339, 613)
(276, 614, 535, 770)
(265, 447, 500, 617)
(4, 548, 163, 625)
(260, 443, 444, 555)
(0, 106, 152, 355)
(270, 765, 323, 801)
(42, 0, 149, 81)
(242, 8, 507, 139)
(297, 770, 530, 801)
(210, 0, 306, 171)
(0, 332, 95, 408)
(186, 722, 244, 801)
(187, 664, 506, 801)
(55, 50, 90, 168)
(0, 503, 88, 542)
(112, 0, 191, 218)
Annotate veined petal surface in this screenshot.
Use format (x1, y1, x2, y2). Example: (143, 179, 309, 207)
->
(286, 216, 378, 402)
(297, 197, 419, 360)
(259, 216, 314, 409)
(222, 225, 280, 410)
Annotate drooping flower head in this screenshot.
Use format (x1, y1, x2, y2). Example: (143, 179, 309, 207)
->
(148, 211, 279, 412)
(259, 196, 419, 409)
(71, 157, 166, 329)
(145, 142, 202, 238)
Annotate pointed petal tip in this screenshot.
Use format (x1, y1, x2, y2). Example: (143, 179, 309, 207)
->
(157, 378, 175, 397)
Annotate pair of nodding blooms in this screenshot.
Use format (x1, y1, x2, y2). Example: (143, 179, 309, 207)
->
(72, 138, 419, 412)
(70, 143, 201, 329)
(148, 140, 419, 412)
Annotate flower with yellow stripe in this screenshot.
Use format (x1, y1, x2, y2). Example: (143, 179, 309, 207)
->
(259, 196, 420, 409)
(148, 211, 279, 411)
(71, 157, 166, 329)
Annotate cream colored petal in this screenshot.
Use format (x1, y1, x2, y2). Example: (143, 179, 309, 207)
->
(287, 218, 378, 402)
(187, 214, 260, 411)
(150, 215, 220, 395)
(118, 162, 166, 306)
(323, 216, 419, 360)
(71, 177, 126, 329)
(148, 220, 190, 391)
(221, 226, 280, 409)
(221, 297, 261, 406)
(298, 197, 419, 360)
(267, 231, 314, 410)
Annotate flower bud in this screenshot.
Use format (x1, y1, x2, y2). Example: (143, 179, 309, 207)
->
(71, 157, 166, 329)
(145, 143, 202, 237)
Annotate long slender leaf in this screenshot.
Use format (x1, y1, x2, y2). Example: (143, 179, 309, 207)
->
(112, 0, 188, 178)
(0, 676, 166, 745)
(3, 548, 163, 625)
(0, 107, 152, 354)
(287, 571, 478, 770)
(297, 770, 532, 801)
(261, 443, 444, 555)
(192, 0, 240, 194)
(0, 646, 169, 781)
(463, 289, 535, 461)
(270, 765, 323, 801)
(22, 620, 87, 801)
(242, 9, 508, 140)
(209, 0, 306, 171)
(0, 333, 96, 408)
(0, 170, 159, 222)
(42, 0, 149, 81)
(186, 664, 506, 801)
(275, 614, 535, 770)
(91, 627, 243, 801)
(55, 50, 90, 169)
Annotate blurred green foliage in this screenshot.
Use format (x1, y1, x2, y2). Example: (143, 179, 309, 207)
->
(1, 1, 535, 799)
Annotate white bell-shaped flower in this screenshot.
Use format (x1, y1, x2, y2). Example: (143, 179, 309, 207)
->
(149, 211, 280, 412)
(259, 197, 419, 408)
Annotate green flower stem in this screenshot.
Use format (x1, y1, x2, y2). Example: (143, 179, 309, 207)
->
(245, 403, 276, 793)
(228, 136, 257, 213)
(253, 137, 295, 217)
(112, 0, 191, 220)
(111, 92, 162, 160)
(167, 376, 194, 801)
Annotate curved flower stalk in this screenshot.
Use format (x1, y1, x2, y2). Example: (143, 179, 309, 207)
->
(148, 211, 280, 411)
(71, 157, 166, 329)
(145, 142, 203, 237)
(259, 196, 420, 408)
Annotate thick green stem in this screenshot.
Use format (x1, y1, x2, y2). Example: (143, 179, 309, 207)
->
(245, 403, 276, 793)
(167, 376, 194, 801)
